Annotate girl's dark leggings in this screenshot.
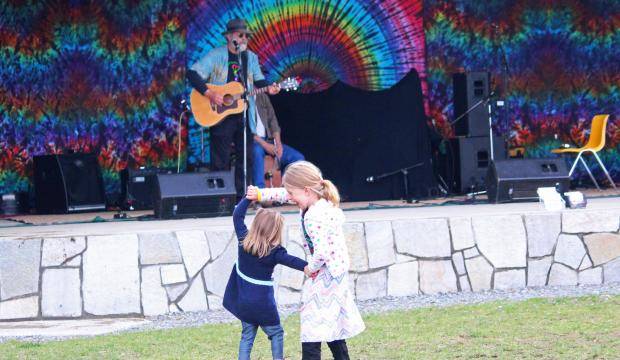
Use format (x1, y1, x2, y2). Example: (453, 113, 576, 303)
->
(301, 340, 350, 360)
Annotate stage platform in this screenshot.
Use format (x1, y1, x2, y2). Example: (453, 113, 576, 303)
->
(0, 188, 619, 321)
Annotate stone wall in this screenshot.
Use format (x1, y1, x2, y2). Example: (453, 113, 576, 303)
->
(0, 209, 619, 320)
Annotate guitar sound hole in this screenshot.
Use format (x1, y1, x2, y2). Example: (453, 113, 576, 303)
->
(223, 94, 234, 106)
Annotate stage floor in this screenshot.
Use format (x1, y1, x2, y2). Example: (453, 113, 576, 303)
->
(1, 187, 618, 240)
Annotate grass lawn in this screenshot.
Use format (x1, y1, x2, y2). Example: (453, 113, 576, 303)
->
(1, 295, 618, 359)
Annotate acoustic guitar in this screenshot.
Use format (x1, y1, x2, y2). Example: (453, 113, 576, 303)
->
(190, 77, 300, 127)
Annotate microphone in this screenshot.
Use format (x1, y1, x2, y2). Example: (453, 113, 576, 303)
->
(180, 99, 190, 110)
(366, 176, 375, 183)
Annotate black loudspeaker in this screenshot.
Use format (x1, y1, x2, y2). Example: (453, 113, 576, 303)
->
(486, 158, 570, 203)
(449, 136, 507, 193)
(154, 171, 236, 219)
(453, 72, 491, 137)
(120, 167, 174, 210)
(34, 154, 106, 214)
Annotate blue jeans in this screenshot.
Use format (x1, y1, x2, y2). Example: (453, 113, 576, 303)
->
(253, 141, 305, 188)
(239, 321, 284, 360)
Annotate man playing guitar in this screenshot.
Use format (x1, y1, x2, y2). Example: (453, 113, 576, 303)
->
(186, 18, 279, 199)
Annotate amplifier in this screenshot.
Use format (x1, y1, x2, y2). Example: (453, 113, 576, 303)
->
(486, 158, 570, 203)
(120, 167, 174, 210)
(154, 171, 236, 219)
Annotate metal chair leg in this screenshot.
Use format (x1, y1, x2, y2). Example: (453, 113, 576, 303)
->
(591, 151, 617, 189)
(579, 155, 601, 190)
(568, 151, 584, 176)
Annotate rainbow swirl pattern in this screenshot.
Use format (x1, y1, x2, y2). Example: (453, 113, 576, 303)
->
(186, 0, 426, 92)
(425, 0, 620, 180)
(0, 1, 188, 196)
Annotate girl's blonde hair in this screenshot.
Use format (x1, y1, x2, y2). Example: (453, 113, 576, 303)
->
(243, 208, 284, 257)
(282, 161, 340, 206)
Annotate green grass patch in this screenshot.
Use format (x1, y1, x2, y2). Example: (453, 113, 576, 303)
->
(1, 295, 618, 359)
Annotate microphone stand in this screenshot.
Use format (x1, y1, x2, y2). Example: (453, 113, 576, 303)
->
(366, 162, 424, 203)
(177, 101, 190, 173)
(235, 42, 249, 192)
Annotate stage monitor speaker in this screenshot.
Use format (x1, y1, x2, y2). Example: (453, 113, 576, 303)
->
(486, 158, 570, 203)
(154, 171, 236, 219)
(453, 72, 491, 137)
(120, 167, 174, 210)
(34, 154, 106, 214)
(450, 136, 507, 193)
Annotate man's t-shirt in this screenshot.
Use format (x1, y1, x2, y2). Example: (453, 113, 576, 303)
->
(228, 51, 242, 83)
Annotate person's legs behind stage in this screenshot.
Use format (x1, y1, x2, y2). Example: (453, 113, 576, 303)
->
(253, 141, 267, 188)
(279, 144, 304, 172)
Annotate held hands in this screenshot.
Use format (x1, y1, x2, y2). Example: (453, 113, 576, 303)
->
(303, 265, 318, 280)
(246, 185, 259, 201)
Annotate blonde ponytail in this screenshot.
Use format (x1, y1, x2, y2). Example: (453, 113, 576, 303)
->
(321, 179, 340, 206)
(283, 161, 341, 207)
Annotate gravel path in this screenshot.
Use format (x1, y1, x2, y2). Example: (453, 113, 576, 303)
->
(2, 283, 619, 344)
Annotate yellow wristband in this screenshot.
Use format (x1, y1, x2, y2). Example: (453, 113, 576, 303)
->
(257, 189, 262, 202)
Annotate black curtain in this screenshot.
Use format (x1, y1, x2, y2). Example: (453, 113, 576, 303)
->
(270, 70, 435, 202)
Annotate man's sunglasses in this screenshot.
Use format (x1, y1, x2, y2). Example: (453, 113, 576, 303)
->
(236, 33, 250, 38)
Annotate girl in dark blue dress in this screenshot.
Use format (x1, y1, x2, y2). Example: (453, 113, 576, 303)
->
(224, 186, 309, 360)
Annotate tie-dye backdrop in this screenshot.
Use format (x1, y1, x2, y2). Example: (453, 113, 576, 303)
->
(0, 1, 189, 198)
(425, 0, 620, 182)
(1, 0, 618, 200)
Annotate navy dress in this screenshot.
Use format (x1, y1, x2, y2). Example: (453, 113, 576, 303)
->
(223, 198, 307, 326)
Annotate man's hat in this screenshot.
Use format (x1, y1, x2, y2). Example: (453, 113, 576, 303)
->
(222, 18, 253, 35)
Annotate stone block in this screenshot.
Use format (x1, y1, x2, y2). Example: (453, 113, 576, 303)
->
(393, 218, 451, 258)
(176, 230, 210, 278)
(548, 263, 578, 286)
(356, 270, 387, 301)
(286, 225, 305, 247)
(203, 239, 236, 297)
(279, 242, 306, 290)
(83, 235, 140, 315)
(554, 235, 586, 269)
(365, 221, 396, 269)
(0, 296, 38, 320)
(583, 233, 620, 266)
(472, 215, 527, 268)
(0, 239, 41, 300)
(165, 283, 188, 302)
(206, 230, 234, 259)
(463, 247, 479, 259)
(494, 269, 526, 290)
(579, 255, 593, 270)
(579, 267, 602, 285)
(207, 295, 223, 310)
(449, 217, 475, 251)
(276, 287, 302, 306)
(141, 266, 169, 316)
(344, 223, 368, 272)
(459, 275, 471, 292)
(396, 254, 417, 263)
(387, 261, 419, 297)
(562, 210, 620, 233)
(524, 213, 560, 257)
(603, 257, 620, 284)
(452, 251, 466, 275)
(527, 257, 552, 287)
(419, 260, 457, 294)
(465, 256, 493, 291)
(160, 264, 187, 285)
(178, 277, 208, 312)
(139, 232, 182, 265)
(41, 237, 86, 266)
(41, 268, 81, 317)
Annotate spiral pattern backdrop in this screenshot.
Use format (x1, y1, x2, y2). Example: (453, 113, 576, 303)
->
(425, 0, 620, 179)
(186, 0, 426, 92)
(0, 0, 188, 197)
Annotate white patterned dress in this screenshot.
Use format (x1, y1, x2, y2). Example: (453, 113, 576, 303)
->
(258, 188, 365, 342)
